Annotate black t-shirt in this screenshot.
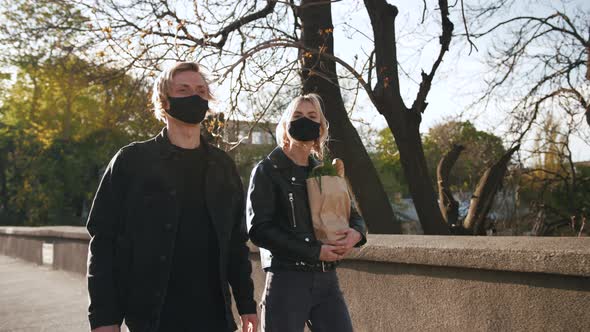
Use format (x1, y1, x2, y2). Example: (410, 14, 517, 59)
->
(157, 144, 226, 331)
(292, 163, 314, 229)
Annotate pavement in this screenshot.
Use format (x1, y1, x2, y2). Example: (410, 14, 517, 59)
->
(0, 255, 89, 332)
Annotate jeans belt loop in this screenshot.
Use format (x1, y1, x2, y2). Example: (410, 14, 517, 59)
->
(322, 261, 326, 272)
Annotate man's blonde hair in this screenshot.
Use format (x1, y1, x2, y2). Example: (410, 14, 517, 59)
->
(151, 62, 213, 122)
(276, 93, 329, 160)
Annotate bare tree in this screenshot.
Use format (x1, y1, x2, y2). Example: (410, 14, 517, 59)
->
(522, 113, 588, 236)
(437, 142, 519, 235)
(362, 0, 454, 234)
(467, 0, 589, 148)
(464, 0, 589, 236)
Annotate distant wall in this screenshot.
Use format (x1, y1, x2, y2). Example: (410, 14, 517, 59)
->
(1, 226, 589, 331)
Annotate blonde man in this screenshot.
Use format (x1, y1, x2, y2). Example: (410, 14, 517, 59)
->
(87, 62, 257, 332)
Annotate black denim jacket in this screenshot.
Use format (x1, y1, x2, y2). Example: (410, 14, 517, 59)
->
(86, 128, 256, 332)
(246, 147, 367, 270)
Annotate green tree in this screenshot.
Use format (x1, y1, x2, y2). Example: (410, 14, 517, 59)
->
(373, 128, 408, 198)
(423, 121, 506, 192)
(0, 55, 160, 226)
(374, 121, 506, 197)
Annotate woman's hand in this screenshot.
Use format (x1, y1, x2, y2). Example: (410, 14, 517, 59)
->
(319, 244, 345, 261)
(325, 228, 362, 257)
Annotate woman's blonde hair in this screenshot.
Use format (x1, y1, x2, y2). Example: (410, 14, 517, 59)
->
(276, 93, 329, 160)
(151, 62, 214, 122)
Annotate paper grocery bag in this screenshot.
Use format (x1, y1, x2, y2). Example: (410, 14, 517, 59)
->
(306, 175, 351, 242)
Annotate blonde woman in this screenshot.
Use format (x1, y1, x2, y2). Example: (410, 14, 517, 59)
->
(246, 93, 367, 331)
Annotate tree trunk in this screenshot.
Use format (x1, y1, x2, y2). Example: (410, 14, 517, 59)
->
(464, 145, 520, 235)
(364, 0, 449, 234)
(298, 0, 401, 234)
(437, 144, 465, 227)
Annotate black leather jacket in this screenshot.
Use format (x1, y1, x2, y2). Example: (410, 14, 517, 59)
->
(246, 147, 367, 270)
(86, 128, 255, 332)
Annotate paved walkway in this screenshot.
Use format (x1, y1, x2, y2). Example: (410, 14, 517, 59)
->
(0, 255, 89, 331)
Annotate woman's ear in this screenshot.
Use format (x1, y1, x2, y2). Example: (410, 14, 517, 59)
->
(162, 97, 170, 111)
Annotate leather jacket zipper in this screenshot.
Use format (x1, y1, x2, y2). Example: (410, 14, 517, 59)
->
(288, 192, 297, 228)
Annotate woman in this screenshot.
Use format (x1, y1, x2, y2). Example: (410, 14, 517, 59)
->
(246, 93, 367, 332)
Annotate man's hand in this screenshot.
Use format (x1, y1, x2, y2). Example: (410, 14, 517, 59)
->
(241, 313, 258, 332)
(91, 325, 120, 332)
(319, 244, 345, 262)
(325, 228, 362, 257)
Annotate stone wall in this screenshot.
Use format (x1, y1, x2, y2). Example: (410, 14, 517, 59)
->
(1, 226, 589, 331)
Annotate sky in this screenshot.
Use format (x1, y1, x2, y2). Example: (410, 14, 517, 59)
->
(326, 0, 590, 162)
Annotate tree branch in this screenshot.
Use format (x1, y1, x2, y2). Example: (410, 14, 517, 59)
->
(410, 0, 454, 114)
(216, 38, 379, 108)
(437, 144, 465, 227)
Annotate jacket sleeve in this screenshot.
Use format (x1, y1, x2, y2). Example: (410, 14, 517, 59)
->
(349, 201, 368, 247)
(246, 162, 322, 261)
(227, 161, 257, 316)
(86, 148, 128, 330)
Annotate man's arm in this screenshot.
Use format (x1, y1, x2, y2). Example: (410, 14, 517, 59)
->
(86, 148, 129, 330)
(227, 161, 257, 316)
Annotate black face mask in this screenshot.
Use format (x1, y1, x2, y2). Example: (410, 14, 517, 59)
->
(288, 116, 321, 142)
(166, 94, 209, 124)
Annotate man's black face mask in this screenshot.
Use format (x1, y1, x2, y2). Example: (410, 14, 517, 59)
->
(166, 94, 209, 124)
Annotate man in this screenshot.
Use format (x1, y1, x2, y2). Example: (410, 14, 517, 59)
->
(86, 62, 258, 332)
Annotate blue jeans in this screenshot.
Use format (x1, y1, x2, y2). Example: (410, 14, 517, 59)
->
(260, 270, 353, 332)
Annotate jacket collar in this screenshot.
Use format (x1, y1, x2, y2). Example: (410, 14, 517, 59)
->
(267, 146, 321, 170)
(155, 127, 212, 161)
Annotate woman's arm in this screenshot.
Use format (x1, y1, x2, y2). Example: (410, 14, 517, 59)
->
(328, 200, 368, 255)
(349, 202, 367, 247)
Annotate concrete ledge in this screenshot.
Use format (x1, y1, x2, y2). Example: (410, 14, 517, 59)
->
(2, 226, 589, 277)
(1, 226, 589, 331)
(0, 226, 89, 241)
(349, 234, 590, 277)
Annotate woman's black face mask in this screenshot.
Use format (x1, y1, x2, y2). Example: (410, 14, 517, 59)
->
(288, 116, 321, 142)
(166, 94, 209, 124)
